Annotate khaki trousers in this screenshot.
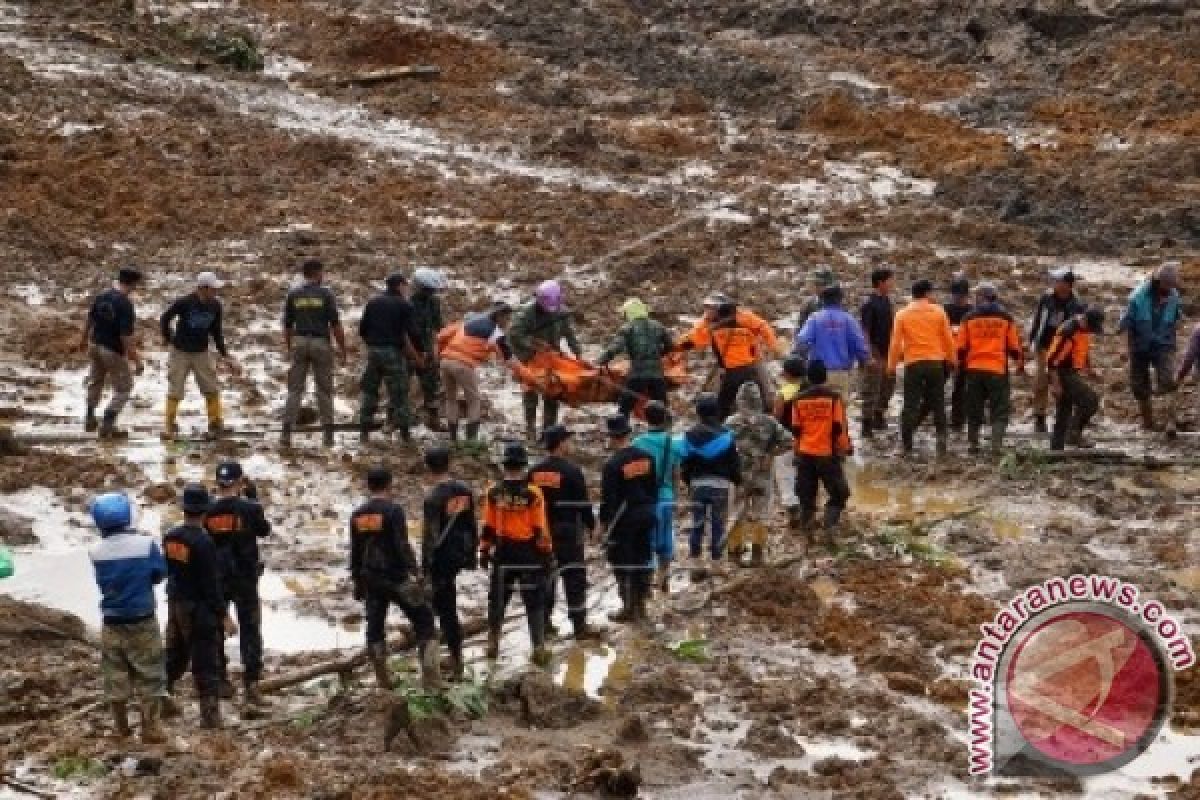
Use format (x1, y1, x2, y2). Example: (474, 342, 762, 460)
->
(441, 359, 481, 426)
(166, 348, 219, 400)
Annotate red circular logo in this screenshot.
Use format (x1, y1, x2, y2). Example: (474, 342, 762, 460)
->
(1005, 610, 1167, 768)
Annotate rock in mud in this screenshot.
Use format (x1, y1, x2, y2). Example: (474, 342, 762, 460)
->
(0, 509, 37, 546)
(616, 713, 649, 743)
(494, 671, 602, 729)
(740, 718, 806, 759)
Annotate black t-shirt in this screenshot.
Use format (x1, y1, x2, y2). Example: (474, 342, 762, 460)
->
(358, 293, 424, 351)
(163, 523, 224, 617)
(944, 301, 973, 328)
(284, 284, 340, 338)
(421, 479, 478, 572)
(161, 293, 227, 355)
(349, 498, 417, 585)
(89, 288, 136, 354)
(600, 446, 658, 525)
(204, 495, 271, 582)
(859, 293, 894, 355)
(528, 456, 595, 534)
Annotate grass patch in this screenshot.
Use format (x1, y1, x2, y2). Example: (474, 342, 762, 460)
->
(670, 638, 710, 663)
(52, 756, 108, 783)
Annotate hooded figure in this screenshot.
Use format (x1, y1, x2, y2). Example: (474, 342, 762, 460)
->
(724, 383, 790, 566)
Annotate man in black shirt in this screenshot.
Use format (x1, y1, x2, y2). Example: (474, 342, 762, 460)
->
(81, 267, 144, 438)
(282, 259, 347, 447)
(163, 484, 227, 729)
(944, 274, 973, 433)
(204, 461, 271, 706)
(859, 267, 895, 437)
(420, 446, 478, 681)
(350, 467, 440, 689)
(529, 425, 601, 641)
(600, 415, 658, 624)
(357, 272, 425, 444)
(160, 272, 231, 440)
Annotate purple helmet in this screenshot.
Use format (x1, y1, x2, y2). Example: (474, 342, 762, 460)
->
(535, 279, 564, 312)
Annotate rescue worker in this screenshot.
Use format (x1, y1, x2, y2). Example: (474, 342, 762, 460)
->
(679, 393, 742, 563)
(163, 484, 227, 729)
(88, 492, 167, 743)
(205, 461, 271, 706)
(1028, 269, 1084, 433)
(860, 267, 896, 437)
(772, 356, 807, 524)
(420, 446, 479, 681)
(282, 259, 347, 448)
(632, 402, 684, 593)
(481, 443, 554, 667)
(944, 274, 973, 433)
(600, 415, 658, 623)
(438, 302, 517, 442)
(789, 360, 852, 536)
(794, 285, 870, 399)
(956, 283, 1024, 456)
(411, 268, 449, 431)
(1047, 308, 1106, 451)
(887, 279, 958, 457)
(596, 297, 674, 417)
(509, 280, 584, 440)
(677, 294, 781, 420)
(725, 383, 790, 566)
(350, 467, 441, 689)
(357, 271, 425, 444)
(528, 425, 601, 640)
(1119, 262, 1182, 437)
(159, 271, 231, 440)
(81, 267, 144, 439)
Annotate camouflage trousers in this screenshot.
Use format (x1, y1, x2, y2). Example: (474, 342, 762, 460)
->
(728, 482, 772, 551)
(101, 618, 166, 702)
(359, 346, 411, 430)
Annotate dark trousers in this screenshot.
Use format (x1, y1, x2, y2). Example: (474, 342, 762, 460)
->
(901, 360, 948, 445)
(795, 455, 851, 513)
(617, 375, 668, 416)
(688, 485, 730, 559)
(607, 511, 655, 611)
(1051, 368, 1099, 450)
(430, 567, 463, 653)
(364, 586, 436, 645)
(964, 371, 1010, 448)
(416, 360, 440, 411)
(545, 531, 587, 627)
(488, 561, 546, 649)
(219, 577, 263, 685)
(949, 368, 967, 430)
(717, 366, 759, 419)
(164, 599, 222, 699)
(359, 346, 411, 430)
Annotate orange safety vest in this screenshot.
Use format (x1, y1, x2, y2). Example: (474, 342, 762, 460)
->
(956, 310, 1022, 375)
(679, 310, 777, 370)
(480, 481, 552, 555)
(789, 386, 851, 457)
(438, 321, 503, 368)
(1046, 323, 1090, 370)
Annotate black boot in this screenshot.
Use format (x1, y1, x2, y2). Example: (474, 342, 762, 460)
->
(901, 427, 914, 455)
(85, 407, 99, 432)
(322, 425, 335, 447)
(359, 423, 371, 444)
(280, 425, 292, 448)
(464, 421, 480, 441)
(1034, 415, 1047, 434)
(448, 421, 459, 441)
(199, 696, 222, 730)
(823, 505, 843, 530)
(98, 411, 127, 439)
(368, 642, 392, 689)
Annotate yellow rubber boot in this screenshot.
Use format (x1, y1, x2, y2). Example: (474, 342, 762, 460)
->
(162, 397, 180, 440)
(204, 394, 224, 438)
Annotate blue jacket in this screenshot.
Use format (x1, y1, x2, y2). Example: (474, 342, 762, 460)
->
(795, 307, 870, 370)
(1119, 280, 1181, 355)
(89, 529, 166, 623)
(679, 424, 742, 487)
(633, 430, 685, 499)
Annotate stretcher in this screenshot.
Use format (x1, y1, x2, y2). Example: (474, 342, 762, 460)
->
(514, 351, 690, 409)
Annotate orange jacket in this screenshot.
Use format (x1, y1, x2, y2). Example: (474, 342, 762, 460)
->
(438, 317, 508, 368)
(480, 480, 552, 556)
(887, 299, 957, 373)
(678, 309, 778, 370)
(956, 308, 1023, 375)
(789, 386, 852, 457)
(1046, 321, 1091, 371)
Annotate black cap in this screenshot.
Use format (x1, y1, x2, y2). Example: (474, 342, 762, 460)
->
(912, 279, 933, 298)
(539, 424, 573, 451)
(695, 392, 721, 420)
(301, 258, 324, 278)
(367, 467, 393, 491)
(118, 267, 144, 286)
(950, 274, 970, 296)
(501, 442, 529, 467)
(644, 401, 670, 429)
(385, 271, 407, 290)
(180, 483, 212, 514)
(783, 355, 806, 378)
(424, 446, 451, 473)
(807, 359, 828, 385)
(215, 461, 243, 487)
(605, 415, 633, 438)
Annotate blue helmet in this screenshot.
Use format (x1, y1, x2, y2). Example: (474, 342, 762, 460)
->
(91, 492, 133, 532)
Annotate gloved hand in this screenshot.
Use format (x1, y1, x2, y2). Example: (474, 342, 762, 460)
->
(479, 550, 492, 571)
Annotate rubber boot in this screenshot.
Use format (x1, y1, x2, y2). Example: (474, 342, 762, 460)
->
(98, 411, 127, 439)
(967, 425, 981, 455)
(786, 506, 804, 531)
(531, 646, 552, 669)
(1034, 415, 1047, 434)
(448, 421, 459, 442)
(243, 682, 268, 708)
(425, 408, 445, 433)
(936, 434, 948, 459)
(1067, 426, 1094, 449)
(485, 629, 500, 661)
(1138, 399, 1159, 432)
(419, 640, 444, 690)
(368, 642, 392, 689)
(204, 394, 224, 439)
(111, 701, 132, 738)
(218, 678, 236, 700)
(823, 505, 843, 531)
(901, 426, 914, 455)
(359, 422, 371, 444)
(162, 397, 180, 441)
(280, 425, 292, 448)
(990, 421, 1007, 458)
(160, 684, 181, 719)
(873, 412, 887, 430)
(199, 696, 222, 730)
(464, 422, 480, 442)
(322, 425, 335, 448)
(140, 699, 167, 745)
(861, 418, 873, 439)
(750, 544, 765, 567)
(85, 406, 99, 432)
(447, 646, 465, 682)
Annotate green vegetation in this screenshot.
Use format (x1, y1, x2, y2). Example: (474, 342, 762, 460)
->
(670, 638, 711, 664)
(51, 756, 108, 783)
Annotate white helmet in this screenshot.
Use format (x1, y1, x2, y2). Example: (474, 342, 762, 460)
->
(412, 267, 448, 291)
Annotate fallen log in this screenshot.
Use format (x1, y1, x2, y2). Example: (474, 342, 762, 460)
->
(330, 66, 441, 87)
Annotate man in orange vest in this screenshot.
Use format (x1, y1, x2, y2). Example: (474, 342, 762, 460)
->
(788, 360, 852, 538)
(887, 279, 958, 457)
(956, 283, 1025, 456)
(1047, 308, 1105, 451)
(436, 302, 517, 442)
(676, 294, 781, 419)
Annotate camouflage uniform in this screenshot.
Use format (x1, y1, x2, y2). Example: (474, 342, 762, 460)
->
(724, 382, 790, 560)
(101, 618, 166, 702)
(359, 347, 410, 430)
(597, 317, 673, 415)
(410, 287, 444, 415)
(509, 302, 582, 435)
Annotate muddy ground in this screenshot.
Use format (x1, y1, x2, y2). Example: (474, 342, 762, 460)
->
(0, 0, 1198, 797)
